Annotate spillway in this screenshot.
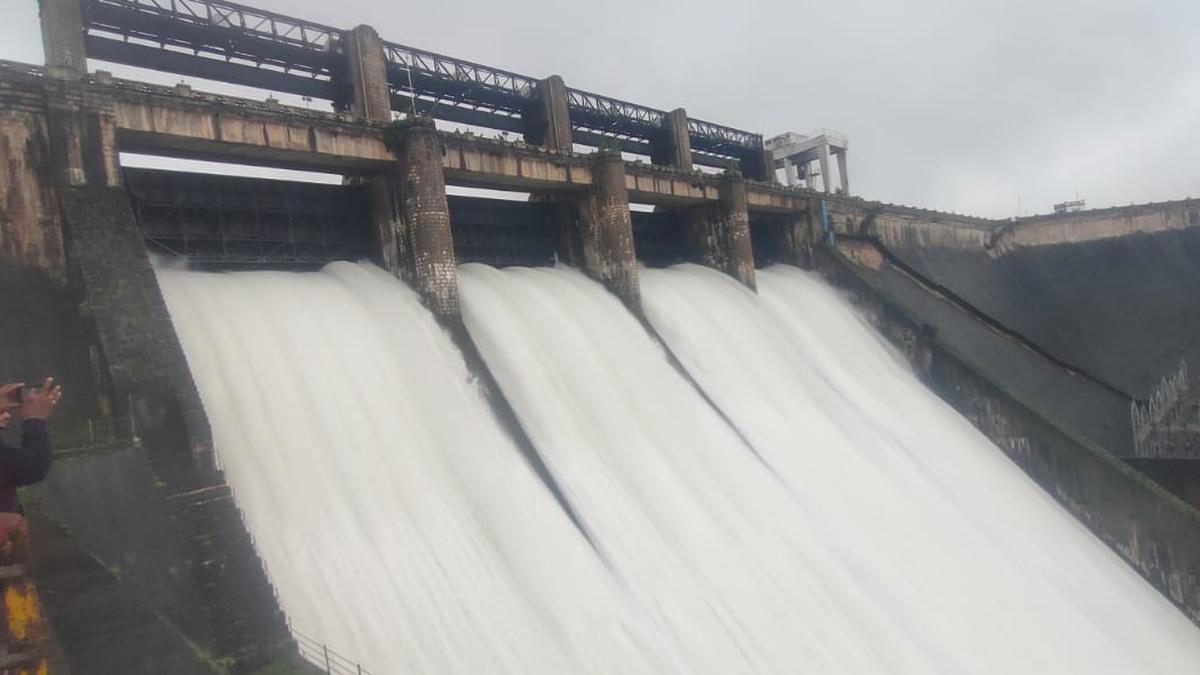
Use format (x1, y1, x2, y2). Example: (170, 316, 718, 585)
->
(156, 261, 673, 674)
(158, 258, 1200, 673)
(460, 263, 1200, 673)
(639, 263, 1200, 673)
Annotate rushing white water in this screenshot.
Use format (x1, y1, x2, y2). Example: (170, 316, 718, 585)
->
(639, 262, 1200, 673)
(159, 257, 1200, 674)
(157, 262, 675, 674)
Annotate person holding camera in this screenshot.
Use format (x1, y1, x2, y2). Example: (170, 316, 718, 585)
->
(0, 378, 63, 514)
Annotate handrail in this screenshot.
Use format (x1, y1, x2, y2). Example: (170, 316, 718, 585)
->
(291, 624, 372, 675)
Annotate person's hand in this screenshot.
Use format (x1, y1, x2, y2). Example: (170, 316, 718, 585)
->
(20, 378, 62, 421)
(0, 383, 23, 415)
(0, 411, 10, 430)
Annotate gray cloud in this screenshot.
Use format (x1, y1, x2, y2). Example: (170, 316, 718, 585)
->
(3, 0, 1196, 216)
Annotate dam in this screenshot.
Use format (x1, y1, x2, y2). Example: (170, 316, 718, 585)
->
(1, 0, 1198, 672)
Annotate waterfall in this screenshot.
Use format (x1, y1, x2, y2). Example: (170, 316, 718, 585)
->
(159, 259, 1200, 674)
(460, 262, 1200, 673)
(157, 261, 673, 674)
(639, 262, 1200, 673)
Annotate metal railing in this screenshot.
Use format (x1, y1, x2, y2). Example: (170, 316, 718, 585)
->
(383, 42, 536, 102)
(292, 625, 372, 675)
(688, 117, 763, 152)
(567, 88, 666, 129)
(82, 0, 341, 94)
(84, 0, 341, 52)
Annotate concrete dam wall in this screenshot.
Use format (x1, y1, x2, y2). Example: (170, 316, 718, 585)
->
(854, 199, 1200, 399)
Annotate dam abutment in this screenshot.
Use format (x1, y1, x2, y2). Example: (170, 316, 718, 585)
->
(55, 186, 294, 671)
(814, 243, 1200, 626)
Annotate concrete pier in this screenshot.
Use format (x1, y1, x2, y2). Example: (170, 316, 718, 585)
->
(579, 151, 641, 311)
(741, 147, 777, 184)
(364, 177, 408, 277)
(526, 75, 572, 151)
(342, 25, 392, 121)
(719, 173, 756, 288)
(652, 108, 693, 170)
(339, 24, 412, 284)
(393, 118, 460, 318)
(682, 171, 756, 289)
(39, 0, 86, 79)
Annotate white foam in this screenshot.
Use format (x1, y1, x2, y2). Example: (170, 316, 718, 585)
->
(158, 262, 673, 674)
(641, 262, 1200, 673)
(156, 257, 1200, 674)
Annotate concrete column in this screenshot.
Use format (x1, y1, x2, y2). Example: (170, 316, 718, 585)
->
(787, 210, 816, 269)
(525, 75, 572, 151)
(343, 25, 392, 122)
(43, 96, 86, 187)
(43, 81, 121, 188)
(739, 146, 776, 183)
(651, 108, 693, 170)
(362, 174, 408, 277)
(835, 148, 850, 195)
(718, 172, 756, 288)
(819, 144, 832, 193)
(524, 76, 573, 269)
(783, 157, 798, 186)
(393, 118, 459, 318)
(681, 171, 756, 289)
(577, 151, 640, 311)
(344, 25, 408, 292)
(40, 0, 87, 79)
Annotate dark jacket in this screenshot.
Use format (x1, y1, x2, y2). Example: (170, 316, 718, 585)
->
(0, 419, 51, 513)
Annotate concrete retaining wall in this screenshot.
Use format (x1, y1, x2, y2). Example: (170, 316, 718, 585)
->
(819, 196, 1200, 399)
(816, 245, 1200, 626)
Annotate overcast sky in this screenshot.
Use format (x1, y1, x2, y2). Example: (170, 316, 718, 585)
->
(3, 0, 1197, 217)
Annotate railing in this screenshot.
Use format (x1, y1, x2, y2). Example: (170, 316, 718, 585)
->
(85, 0, 341, 52)
(566, 90, 764, 155)
(383, 42, 536, 103)
(292, 625, 372, 675)
(688, 117, 763, 153)
(566, 89, 666, 130)
(82, 0, 341, 96)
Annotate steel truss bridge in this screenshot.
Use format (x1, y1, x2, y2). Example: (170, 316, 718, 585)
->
(81, 0, 764, 169)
